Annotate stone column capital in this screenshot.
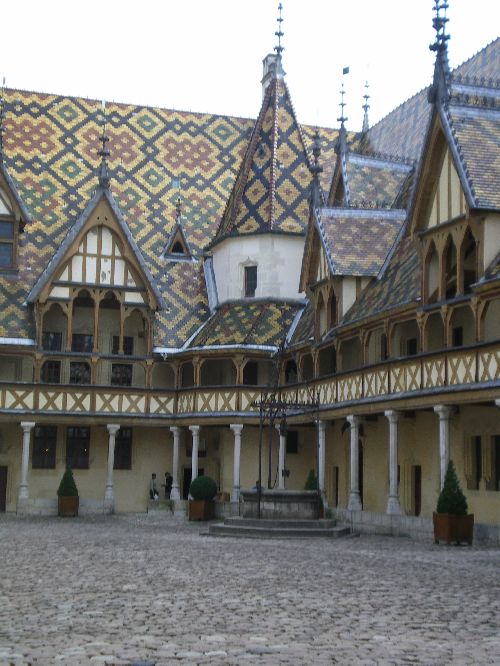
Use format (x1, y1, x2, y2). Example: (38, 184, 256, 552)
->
(434, 405, 454, 420)
(20, 421, 36, 434)
(347, 414, 361, 428)
(230, 424, 244, 435)
(384, 410, 401, 424)
(318, 419, 327, 434)
(106, 424, 120, 436)
(495, 400, 500, 409)
(189, 425, 200, 435)
(170, 426, 181, 435)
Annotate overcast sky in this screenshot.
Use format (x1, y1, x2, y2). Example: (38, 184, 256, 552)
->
(2, 1, 498, 130)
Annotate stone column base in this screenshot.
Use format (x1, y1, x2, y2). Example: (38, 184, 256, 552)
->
(347, 492, 362, 511)
(386, 496, 402, 515)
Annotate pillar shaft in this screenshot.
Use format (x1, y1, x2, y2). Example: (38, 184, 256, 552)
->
(384, 410, 402, 515)
(318, 420, 326, 497)
(230, 424, 243, 501)
(105, 424, 120, 504)
(170, 427, 181, 500)
(18, 422, 35, 501)
(275, 425, 286, 490)
(347, 415, 362, 511)
(189, 425, 200, 484)
(434, 405, 453, 489)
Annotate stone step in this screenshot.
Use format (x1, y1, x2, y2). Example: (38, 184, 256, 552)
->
(208, 521, 351, 539)
(223, 517, 337, 529)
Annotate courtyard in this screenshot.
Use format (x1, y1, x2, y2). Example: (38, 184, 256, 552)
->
(0, 514, 499, 665)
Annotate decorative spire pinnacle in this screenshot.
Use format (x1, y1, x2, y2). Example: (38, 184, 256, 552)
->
(336, 80, 348, 155)
(0, 77, 6, 163)
(428, 1, 451, 105)
(274, 3, 284, 58)
(97, 100, 111, 189)
(362, 81, 370, 134)
(175, 195, 182, 224)
(309, 129, 323, 209)
(337, 81, 348, 127)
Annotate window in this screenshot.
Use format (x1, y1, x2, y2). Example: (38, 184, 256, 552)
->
(0, 220, 14, 268)
(406, 338, 418, 356)
(66, 427, 90, 469)
(471, 435, 482, 490)
(70, 362, 90, 384)
(243, 361, 258, 385)
(286, 431, 298, 454)
(380, 333, 388, 361)
(244, 265, 257, 298)
(114, 427, 132, 470)
(171, 241, 183, 254)
(111, 364, 132, 387)
(42, 331, 62, 351)
(493, 436, 500, 491)
(72, 334, 93, 353)
(32, 426, 57, 469)
(452, 326, 463, 347)
(112, 336, 134, 356)
(41, 360, 61, 384)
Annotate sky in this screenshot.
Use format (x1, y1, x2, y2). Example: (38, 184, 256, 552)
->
(2, 0, 498, 131)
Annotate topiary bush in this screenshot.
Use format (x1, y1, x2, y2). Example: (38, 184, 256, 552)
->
(57, 468, 78, 497)
(189, 475, 217, 501)
(304, 469, 319, 491)
(436, 460, 468, 515)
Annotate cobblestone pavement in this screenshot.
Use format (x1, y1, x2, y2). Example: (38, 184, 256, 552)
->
(0, 514, 499, 665)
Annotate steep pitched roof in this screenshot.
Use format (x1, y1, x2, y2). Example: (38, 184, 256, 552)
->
(211, 70, 314, 245)
(317, 208, 406, 277)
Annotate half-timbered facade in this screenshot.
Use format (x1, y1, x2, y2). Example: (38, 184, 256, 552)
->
(0, 7, 498, 539)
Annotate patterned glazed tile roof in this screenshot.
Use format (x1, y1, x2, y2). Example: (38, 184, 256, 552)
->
(317, 208, 406, 276)
(187, 300, 304, 348)
(0, 88, 338, 346)
(482, 250, 500, 283)
(446, 95, 500, 210)
(342, 236, 420, 325)
(288, 300, 314, 346)
(212, 74, 315, 244)
(343, 153, 414, 208)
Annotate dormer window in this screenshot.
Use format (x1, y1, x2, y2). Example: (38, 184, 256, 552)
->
(244, 265, 257, 298)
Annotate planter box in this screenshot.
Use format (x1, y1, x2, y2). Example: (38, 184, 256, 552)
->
(188, 499, 214, 521)
(433, 512, 474, 545)
(58, 496, 79, 517)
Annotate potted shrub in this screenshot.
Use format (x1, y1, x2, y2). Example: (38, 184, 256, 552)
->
(304, 469, 318, 490)
(188, 475, 217, 521)
(433, 460, 474, 545)
(57, 468, 79, 517)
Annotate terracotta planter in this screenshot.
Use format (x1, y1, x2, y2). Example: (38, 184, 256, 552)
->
(58, 496, 79, 517)
(433, 512, 474, 545)
(188, 499, 214, 521)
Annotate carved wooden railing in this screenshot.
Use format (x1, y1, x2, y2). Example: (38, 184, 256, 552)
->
(0, 342, 498, 418)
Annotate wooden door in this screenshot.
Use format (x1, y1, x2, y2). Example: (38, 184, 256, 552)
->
(0, 467, 7, 512)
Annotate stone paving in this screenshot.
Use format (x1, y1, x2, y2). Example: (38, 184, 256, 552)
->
(0, 514, 499, 665)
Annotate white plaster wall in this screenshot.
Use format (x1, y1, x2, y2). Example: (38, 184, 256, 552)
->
(483, 213, 500, 270)
(211, 234, 305, 302)
(342, 278, 357, 316)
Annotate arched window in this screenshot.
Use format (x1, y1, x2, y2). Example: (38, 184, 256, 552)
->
(425, 242, 439, 303)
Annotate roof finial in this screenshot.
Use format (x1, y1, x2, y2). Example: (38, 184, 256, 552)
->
(175, 194, 182, 223)
(97, 100, 111, 189)
(274, 3, 284, 58)
(362, 81, 370, 134)
(428, 1, 451, 106)
(0, 77, 6, 163)
(309, 129, 323, 208)
(335, 71, 349, 155)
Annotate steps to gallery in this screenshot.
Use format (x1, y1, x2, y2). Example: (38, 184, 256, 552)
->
(208, 516, 351, 539)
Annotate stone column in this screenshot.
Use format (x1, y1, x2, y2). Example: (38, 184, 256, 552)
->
(275, 424, 286, 489)
(434, 405, 453, 489)
(104, 424, 120, 509)
(347, 415, 362, 511)
(384, 410, 402, 514)
(318, 420, 326, 499)
(189, 425, 200, 483)
(170, 426, 181, 500)
(230, 424, 243, 501)
(18, 422, 35, 501)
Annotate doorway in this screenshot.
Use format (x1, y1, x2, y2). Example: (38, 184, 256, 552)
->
(182, 467, 204, 499)
(412, 465, 422, 516)
(358, 441, 364, 508)
(0, 467, 7, 512)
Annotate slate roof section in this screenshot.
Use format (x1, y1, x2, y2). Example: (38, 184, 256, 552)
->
(288, 300, 314, 346)
(342, 153, 414, 208)
(317, 208, 406, 277)
(187, 300, 304, 349)
(212, 73, 314, 245)
(342, 236, 420, 325)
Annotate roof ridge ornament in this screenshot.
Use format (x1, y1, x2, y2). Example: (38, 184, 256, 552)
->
(362, 81, 370, 134)
(0, 77, 6, 163)
(428, 1, 451, 105)
(309, 129, 324, 208)
(97, 100, 111, 190)
(336, 73, 349, 154)
(274, 3, 284, 59)
(175, 194, 182, 224)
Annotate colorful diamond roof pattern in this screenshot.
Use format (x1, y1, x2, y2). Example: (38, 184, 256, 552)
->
(343, 154, 414, 208)
(213, 75, 315, 244)
(317, 208, 406, 277)
(187, 300, 304, 348)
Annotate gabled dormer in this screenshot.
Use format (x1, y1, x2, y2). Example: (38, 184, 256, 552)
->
(162, 197, 194, 262)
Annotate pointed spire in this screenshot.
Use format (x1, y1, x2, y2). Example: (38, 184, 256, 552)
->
(97, 100, 111, 189)
(274, 3, 284, 60)
(428, 1, 451, 105)
(0, 77, 6, 163)
(336, 81, 348, 154)
(309, 129, 323, 209)
(362, 81, 370, 134)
